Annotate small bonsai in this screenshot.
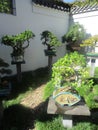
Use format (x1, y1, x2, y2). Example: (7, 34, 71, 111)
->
(1, 30, 35, 62)
(41, 30, 61, 55)
(41, 30, 61, 70)
(62, 22, 90, 52)
(1, 30, 35, 82)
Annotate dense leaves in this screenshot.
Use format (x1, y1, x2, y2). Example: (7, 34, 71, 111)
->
(62, 22, 89, 45)
(41, 30, 61, 50)
(1, 30, 35, 56)
(52, 51, 88, 86)
(81, 35, 98, 47)
(0, 0, 12, 14)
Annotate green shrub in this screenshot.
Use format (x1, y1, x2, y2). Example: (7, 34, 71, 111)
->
(52, 51, 88, 87)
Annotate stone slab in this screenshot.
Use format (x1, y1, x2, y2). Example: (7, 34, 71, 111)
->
(47, 97, 90, 116)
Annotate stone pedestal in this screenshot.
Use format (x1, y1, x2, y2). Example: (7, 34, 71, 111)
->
(47, 97, 90, 128)
(62, 115, 72, 128)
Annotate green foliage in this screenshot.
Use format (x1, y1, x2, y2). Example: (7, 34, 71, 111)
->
(52, 51, 88, 87)
(35, 116, 65, 130)
(81, 35, 98, 47)
(62, 22, 88, 45)
(41, 30, 61, 50)
(35, 116, 98, 130)
(1, 30, 35, 47)
(2, 92, 27, 108)
(71, 122, 98, 130)
(1, 30, 35, 56)
(51, 51, 98, 109)
(72, 0, 98, 7)
(43, 80, 55, 100)
(74, 80, 94, 108)
(0, 0, 12, 14)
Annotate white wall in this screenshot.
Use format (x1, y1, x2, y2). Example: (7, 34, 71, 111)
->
(72, 11, 98, 67)
(0, 0, 69, 75)
(72, 11, 98, 36)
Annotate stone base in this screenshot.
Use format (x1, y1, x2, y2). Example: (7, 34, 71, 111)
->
(62, 115, 72, 128)
(47, 97, 90, 128)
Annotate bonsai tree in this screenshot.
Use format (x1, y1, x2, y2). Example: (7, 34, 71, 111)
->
(0, 58, 12, 85)
(51, 52, 98, 109)
(1, 30, 35, 63)
(1, 30, 35, 82)
(52, 51, 89, 87)
(41, 30, 61, 71)
(62, 22, 90, 52)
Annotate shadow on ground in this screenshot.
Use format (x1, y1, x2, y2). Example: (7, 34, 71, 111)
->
(0, 99, 50, 130)
(1, 100, 98, 130)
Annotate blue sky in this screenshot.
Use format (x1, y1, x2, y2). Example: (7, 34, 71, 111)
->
(63, 0, 75, 3)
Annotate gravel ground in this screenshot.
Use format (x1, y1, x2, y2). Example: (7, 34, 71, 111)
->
(20, 84, 45, 109)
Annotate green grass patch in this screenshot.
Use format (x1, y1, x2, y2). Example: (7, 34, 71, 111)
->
(35, 116, 65, 130)
(35, 116, 98, 130)
(2, 91, 30, 108)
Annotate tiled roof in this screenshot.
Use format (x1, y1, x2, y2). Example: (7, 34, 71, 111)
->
(71, 3, 98, 14)
(32, 0, 71, 12)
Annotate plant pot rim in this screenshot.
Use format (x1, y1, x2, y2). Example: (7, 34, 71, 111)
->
(44, 49, 56, 56)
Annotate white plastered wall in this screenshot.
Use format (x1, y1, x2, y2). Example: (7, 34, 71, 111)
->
(72, 11, 98, 67)
(73, 11, 98, 36)
(0, 0, 69, 75)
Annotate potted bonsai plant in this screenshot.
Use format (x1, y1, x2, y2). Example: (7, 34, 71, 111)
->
(62, 22, 90, 52)
(41, 30, 61, 70)
(1, 30, 35, 82)
(51, 52, 91, 107)
(1, 30, 35, 63)
(44, 52, 98, 109)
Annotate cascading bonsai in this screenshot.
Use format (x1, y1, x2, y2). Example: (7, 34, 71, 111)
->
(51, 52, 98, 109)
(62, 22, 90, 52)
(41, 30, 61, 70)
(52, 51, 88, 87)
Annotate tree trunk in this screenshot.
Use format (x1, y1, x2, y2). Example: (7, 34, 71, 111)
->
(48, 56, 53, 73)
(16, 63, 22, 83)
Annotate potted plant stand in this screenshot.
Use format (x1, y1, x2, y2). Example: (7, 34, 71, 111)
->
(44, 49, 56, 56)
(47, 96, 90, 128)
(41, 30, 61, 72)
(1, 30, 35, 82)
